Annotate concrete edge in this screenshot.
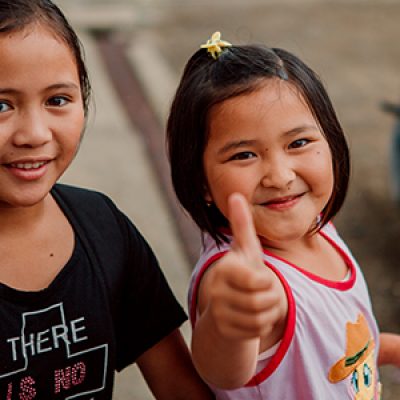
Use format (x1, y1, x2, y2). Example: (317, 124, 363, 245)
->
(126, 31, 180, 125)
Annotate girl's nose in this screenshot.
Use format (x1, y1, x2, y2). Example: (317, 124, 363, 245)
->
(260, 156, 296, 189)
(12, 110, 52, 148)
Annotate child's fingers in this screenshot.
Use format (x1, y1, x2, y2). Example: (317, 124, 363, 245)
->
(228, 193, 262, 263)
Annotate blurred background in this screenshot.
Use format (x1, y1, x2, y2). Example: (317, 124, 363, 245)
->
(56, 0, 400, 398)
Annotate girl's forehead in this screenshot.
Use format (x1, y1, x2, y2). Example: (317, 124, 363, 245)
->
(0, 22, 70, 51)
(0, 24, 80, 89)
(204, 80, 323, 150)
(213, 80, 304, 112)
(0, 23, 75, 61)
(209, 80, 311, 124)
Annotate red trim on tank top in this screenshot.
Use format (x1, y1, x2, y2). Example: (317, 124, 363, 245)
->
(219, 225, 356, 290)
(261, 229, 356, 290)
(245, 262, 295, 386)
(190, 251, 228, 326)
(189, 251, 296, 386)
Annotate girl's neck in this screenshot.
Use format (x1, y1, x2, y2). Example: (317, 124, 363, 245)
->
(0, 195, 52, 234)
(0, 193, 74, 291)
(261, 232, 349, 281)
(260, 231, 319, 256)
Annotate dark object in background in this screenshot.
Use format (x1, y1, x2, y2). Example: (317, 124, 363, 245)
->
(382, 101, 400, 203)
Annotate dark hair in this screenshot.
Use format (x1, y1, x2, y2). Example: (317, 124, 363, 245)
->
(0, 0, 91, 115)
(167, 43, 350, 244)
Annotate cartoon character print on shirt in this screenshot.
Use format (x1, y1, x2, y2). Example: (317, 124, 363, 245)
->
(329, 313, 382, 399)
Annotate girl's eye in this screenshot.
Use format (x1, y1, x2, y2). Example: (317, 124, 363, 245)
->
(351, 370, 359, 393)
(229, 151, 256, 161)
(0, 102, 11, 113)
(46, 96, 70, 107)
(363, 364, 372, 387)
(289, 138, 310, 149)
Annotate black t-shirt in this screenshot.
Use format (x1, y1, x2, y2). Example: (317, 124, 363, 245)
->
(0, 184, 187, 399)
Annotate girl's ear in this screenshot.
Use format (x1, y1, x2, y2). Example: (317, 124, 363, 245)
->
(203, 186, 213, 203)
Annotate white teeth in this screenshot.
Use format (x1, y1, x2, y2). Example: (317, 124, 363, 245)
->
(10, 161, 46, 169)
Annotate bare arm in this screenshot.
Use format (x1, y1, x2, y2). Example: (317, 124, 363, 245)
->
(378, 332, 400, 367)
(136, 328, 214, 399)
(192, 193, 288, 389)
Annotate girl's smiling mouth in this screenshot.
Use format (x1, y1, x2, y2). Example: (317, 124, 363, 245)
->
(9, 161, 48, 169)
(261, 193, 305, 210)
(4, 159, 51, 181)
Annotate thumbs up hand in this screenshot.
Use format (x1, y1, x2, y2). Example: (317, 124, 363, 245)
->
(192, 193, 288, 388)
(200, 193, 286, 341)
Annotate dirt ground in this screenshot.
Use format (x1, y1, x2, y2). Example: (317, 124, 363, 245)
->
(142, 0, 400, 396)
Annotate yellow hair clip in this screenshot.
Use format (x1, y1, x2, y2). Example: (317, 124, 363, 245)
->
(200, 31, 232, 60)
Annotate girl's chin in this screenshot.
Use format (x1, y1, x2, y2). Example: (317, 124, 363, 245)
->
(0, 188, 51, 209)
(257, 226, 316, 246)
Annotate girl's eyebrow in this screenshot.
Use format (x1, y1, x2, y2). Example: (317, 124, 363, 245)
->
(0, 88, 20, 95)
(46, 82, 80, 91)
(216, 125, 320, 155)
(217, 139, 258, 155)
(284, 124, 319, 136)
(0, 82, 80, 95)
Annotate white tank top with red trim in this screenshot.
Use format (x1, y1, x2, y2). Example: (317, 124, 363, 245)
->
(188, 223, 382, 399)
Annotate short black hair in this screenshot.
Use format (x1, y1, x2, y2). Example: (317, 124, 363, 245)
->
(167, 44, 350, 244)
(0, 0, 91, 115)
